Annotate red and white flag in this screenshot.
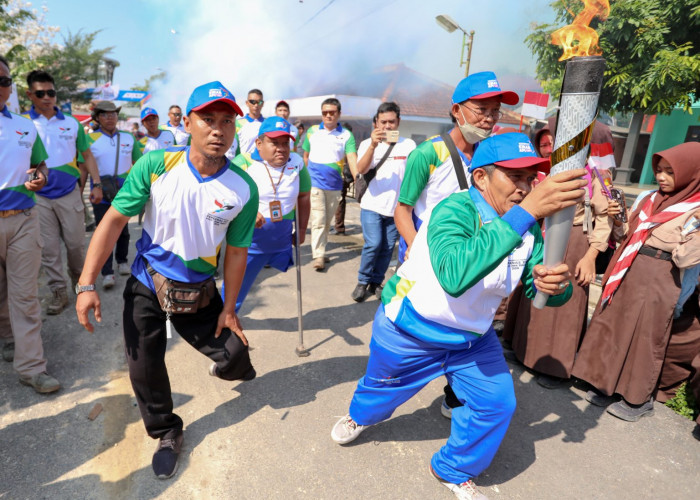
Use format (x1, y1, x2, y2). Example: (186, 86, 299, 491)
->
(521, 91, 549, 120)
(589, 142, 616, 170)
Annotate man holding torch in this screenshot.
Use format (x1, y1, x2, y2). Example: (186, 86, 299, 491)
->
(331, 133, 585, 499)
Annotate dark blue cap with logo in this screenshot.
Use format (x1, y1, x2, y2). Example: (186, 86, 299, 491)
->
(470, 133, 550, 173)
(258, 116, 295, 141)
(452, 71, 519, 106)
(140, 107, 158, 120)
(186, 81, 243, 116)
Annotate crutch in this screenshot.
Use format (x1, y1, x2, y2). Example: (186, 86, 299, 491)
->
(294, 205, 310, 357)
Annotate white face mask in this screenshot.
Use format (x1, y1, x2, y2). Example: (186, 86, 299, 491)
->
(457, 108, 492, 144)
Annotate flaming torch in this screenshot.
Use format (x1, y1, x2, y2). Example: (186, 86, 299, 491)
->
(533, 0, 609, 309)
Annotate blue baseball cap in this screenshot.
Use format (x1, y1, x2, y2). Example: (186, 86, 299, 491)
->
(186, 81, 243, 116)
(258, 116, 295, 141)
(452, 71, 519, 106)
(470, 133, 550, 173)
(140, 107, 158, 121)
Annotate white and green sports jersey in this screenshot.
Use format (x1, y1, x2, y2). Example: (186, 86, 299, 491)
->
(111, 146, 259, 292)
(24, 107, 89, 199)
(398, 134, 471, 224)
(138, 129, 177, 155)
(161, 121, 189, 147)
(302, 123, 356, 191)
(236, 116, 264, 155)
(381, 188, 571, 346)
(0, 106, 48, 210)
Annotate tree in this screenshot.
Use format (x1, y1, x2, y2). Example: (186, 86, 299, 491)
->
(526, 0, 700, 183)
(1, 0, 115, 109)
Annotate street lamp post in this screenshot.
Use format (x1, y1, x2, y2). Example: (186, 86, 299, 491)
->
(436, 14, 474, 77)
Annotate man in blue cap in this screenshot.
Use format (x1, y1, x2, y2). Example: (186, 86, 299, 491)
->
(332, 133, 586, 499)
(76, 81, 259, 480)
(230, 116, 311, 312)
(138, 107, 177, 154)
(394, 71, 519, 416)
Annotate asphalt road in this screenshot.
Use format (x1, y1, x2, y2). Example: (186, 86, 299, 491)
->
(1, 199, 698, 500)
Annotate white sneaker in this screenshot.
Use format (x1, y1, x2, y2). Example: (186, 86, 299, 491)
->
(118, 262, 131, 275)
(441, 398, 453, 419)
(431, 466, 489, 500)
(331, 414, 366, 444)
(103, 274, 116, 289)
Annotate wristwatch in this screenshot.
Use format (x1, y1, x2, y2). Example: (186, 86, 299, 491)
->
(92, 183, 102, 189)
(75, 283, 97, 294)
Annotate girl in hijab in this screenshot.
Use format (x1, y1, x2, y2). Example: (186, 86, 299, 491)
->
(573, 142, 700, 421)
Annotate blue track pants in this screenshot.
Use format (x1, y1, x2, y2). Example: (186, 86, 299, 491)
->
(348, 306, 516, 483)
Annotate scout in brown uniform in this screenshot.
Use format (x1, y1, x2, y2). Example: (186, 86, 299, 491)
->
(573, 142, 700, 421)
(502, 141, 617, 388)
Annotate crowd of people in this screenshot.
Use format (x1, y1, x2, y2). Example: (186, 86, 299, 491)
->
(1, 51, 698, 498)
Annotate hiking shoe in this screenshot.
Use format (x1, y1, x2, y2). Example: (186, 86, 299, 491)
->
(2, 342, 14, 362)
(585, 389, 617, 407)
(117, 262, 131, 275)
(208, 362, 219, 378)
(331, 414, 366, 444)
(103, 274, 116, 289)
(47, 287, 69, 315)
(312, 257, 325, 271)
(351, 283, 368, 302)
(19, 372, 60, 394)
(441, 398, 453, 419)
(152, 433, 184, 479)
(607, 398, 654, 422)
(430, 465, 489, 500)
(536, 373, 565, 390)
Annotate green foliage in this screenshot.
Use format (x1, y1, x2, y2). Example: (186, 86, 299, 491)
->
(664, 382, 699, 421)
(526, 0, 700, 115)
(133, 70, 167, 92)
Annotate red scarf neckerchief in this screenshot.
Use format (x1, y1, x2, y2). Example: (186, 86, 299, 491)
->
(600, 191, 700, 308)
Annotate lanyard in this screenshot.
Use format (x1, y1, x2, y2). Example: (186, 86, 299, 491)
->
(262, 161, 285, 200)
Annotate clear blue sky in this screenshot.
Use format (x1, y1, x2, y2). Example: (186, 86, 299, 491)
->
(41, 0, 558, 109)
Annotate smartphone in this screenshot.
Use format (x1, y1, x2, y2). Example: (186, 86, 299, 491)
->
(27, 170, 39, 182)
(385, 130, 400, 143)
(609, 187, 627, 223)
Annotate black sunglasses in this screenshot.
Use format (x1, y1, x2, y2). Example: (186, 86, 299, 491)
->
(33, 89, 57, 98)
(248, 99, 264, 106)
(0, 76, 12, 88)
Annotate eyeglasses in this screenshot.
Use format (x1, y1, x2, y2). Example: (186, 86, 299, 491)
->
(98, 111, 118, 118)
(33, 89, 57, 98)
(170, 112, 182, 117)
(461, 104, 503, 122)
(248, 99, 264, 106)
(321, 110, 338, 116)
(0, 76, 12, 88)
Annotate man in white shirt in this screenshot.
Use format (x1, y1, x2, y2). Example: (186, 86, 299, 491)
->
(161, 105, 190, 146)
(138, 107, 177, 154)
(352, 102, 415, 302)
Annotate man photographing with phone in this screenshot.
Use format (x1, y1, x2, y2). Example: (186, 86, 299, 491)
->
(351, 102, 415, 302)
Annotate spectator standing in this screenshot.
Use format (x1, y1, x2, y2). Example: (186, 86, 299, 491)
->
(24, 69, 103, 315)
(302, 97, 357, 271)
(351, 102, 415, 302)
(88, 101, 142, 289)
(0, 55, 59, 393)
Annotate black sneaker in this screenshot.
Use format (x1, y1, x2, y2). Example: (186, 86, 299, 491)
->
(152, 433, 183, 479)
(351, 283, 368, 302)
(367, 283, 383, 299)
(536, 373, 566, 389)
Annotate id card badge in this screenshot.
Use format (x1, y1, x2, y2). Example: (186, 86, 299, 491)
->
(269, 200, 283, 222)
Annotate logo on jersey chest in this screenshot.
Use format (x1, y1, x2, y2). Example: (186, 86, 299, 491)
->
(15, 130, 32, 148)
(206, 198, 236, 225)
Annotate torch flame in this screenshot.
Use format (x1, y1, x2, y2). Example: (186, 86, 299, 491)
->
(551, 0, 610, 61)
